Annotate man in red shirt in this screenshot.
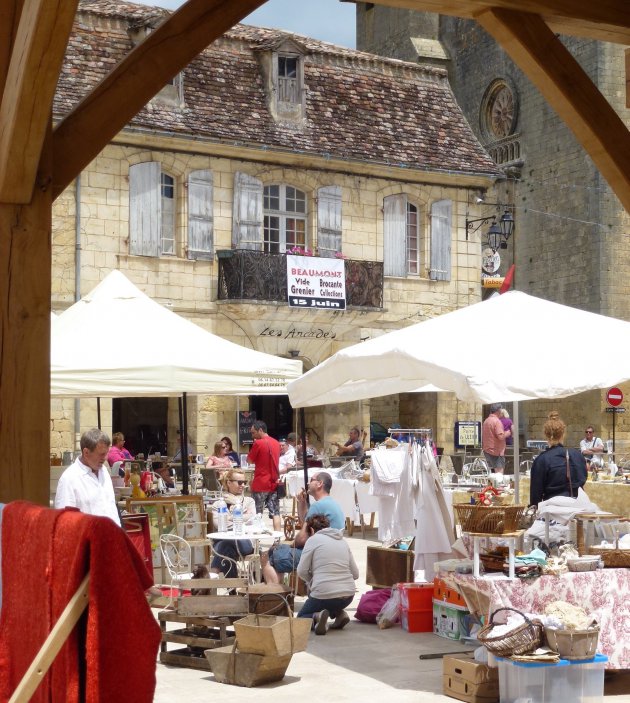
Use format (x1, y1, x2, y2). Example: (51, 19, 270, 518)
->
(482, 403, 512, 474)
(247, 420, 282, 531)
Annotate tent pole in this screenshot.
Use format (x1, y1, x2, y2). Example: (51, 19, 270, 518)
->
(179, 395, 189, 495)
(236, 396, 240, 457)
(299, 407, 309, 499)
(96, 397, 101, 430)
(513, 401, 520, 503)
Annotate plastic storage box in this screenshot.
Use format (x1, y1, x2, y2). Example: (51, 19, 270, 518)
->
(496, 653, 607, 703)
(399, 582, 433, 610)
(433, 577, 467, 608)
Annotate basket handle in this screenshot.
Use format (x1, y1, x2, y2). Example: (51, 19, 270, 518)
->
(489, 607, 535, 628)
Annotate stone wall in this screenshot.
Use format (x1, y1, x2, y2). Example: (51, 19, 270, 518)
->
(50, 138, 484, 456)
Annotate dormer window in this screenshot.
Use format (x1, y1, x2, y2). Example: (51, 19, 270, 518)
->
(278, 55, 299, 104)
(257, 38, 306, 125)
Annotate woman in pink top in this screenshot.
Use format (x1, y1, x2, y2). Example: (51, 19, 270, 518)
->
(206, 440, 233, 478)
(107, 432, 133, 476)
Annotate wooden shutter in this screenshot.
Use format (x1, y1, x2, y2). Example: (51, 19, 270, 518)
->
(383, 194, 406, 277)
(187, 169, 213, 260)
(430, 199, 452, 281)
(317, 185, 342, 258)
(232, 172, 263, 249)
(129, 161, 160, 257)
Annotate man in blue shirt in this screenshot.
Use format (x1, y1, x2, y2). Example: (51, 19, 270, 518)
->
(262, 471, 345, 583)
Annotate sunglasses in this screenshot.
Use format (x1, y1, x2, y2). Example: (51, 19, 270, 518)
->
(229, 479, 246, 485)
(585, 430, 594, 434)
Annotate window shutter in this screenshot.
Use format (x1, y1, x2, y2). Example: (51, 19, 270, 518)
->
(430, 199, 452, 281)
(232, 172, 263, 249)
(187, 169, 213, 260)
(317, 185, 342, 258)
(383, 194, 407, 277)
(129, 161, 160, 257)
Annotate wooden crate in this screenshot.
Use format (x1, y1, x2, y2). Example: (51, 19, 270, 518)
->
(159, 611, 236, 671)
(366, 546, 414, 588)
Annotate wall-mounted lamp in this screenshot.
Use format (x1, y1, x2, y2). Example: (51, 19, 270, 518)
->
(466, 208, 514, 253)
(288, 349, 300, 358)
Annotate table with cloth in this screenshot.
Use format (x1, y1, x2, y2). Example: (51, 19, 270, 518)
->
(442, 569, 630, 669)
(519, 477, 630, 516)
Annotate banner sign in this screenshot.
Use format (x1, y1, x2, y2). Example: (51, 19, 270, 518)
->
(287, 255, 346, 310)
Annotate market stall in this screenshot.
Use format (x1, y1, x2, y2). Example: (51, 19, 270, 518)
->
(442, 569, 630, 669)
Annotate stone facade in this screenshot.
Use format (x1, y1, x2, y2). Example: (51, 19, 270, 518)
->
(357, 5, 630, 451)
(50, 1, 499, 457)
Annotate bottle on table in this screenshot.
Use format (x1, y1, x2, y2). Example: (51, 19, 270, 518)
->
(216, 498, 228, 533)
(232, 504, 243, 535)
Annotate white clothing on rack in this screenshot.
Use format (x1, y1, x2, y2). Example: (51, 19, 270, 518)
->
(413, 444, 456, 581)
(377, 450, 416, 542)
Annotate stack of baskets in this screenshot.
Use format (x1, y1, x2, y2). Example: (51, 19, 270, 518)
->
(455, 503, 526, 535)
(587, 540, 630, 568)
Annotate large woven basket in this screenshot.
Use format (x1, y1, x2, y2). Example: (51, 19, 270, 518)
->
(587, 546, 630, 568)
(477, 607, 543, 657)
(454, 504, 526, 535)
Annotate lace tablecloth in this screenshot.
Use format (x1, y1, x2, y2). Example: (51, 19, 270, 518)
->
(447, 569, 630, 669)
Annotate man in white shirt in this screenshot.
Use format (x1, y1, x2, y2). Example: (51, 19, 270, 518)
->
(54, 428, 121, 526)
(279, 437, 297, 475)
(580, 425, 604, 469)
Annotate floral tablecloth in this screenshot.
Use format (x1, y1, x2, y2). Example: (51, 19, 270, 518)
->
(447, 569, 630, 669)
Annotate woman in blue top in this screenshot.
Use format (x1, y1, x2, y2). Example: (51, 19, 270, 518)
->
(529, 411, 587, 506)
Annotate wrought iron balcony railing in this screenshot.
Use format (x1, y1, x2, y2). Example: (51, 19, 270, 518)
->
(217, 249, 383, 309)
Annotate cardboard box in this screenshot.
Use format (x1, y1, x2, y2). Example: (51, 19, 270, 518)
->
(443, 655, 499, 703)
(433, 599, 472, 640)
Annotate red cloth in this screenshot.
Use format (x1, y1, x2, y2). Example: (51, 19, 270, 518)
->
(121, 514, 154, 581)
(248, 435, 281, 492)
(0, 502, 161, 703)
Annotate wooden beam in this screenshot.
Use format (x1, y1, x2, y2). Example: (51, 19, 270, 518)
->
(0, 0, 24, 99)
(476, 8, 630, 214)
(0, 0, 78, 204)
(0, 127, 51, 506)
(52, 0, 266, 199)
(373, 0, 630, 44)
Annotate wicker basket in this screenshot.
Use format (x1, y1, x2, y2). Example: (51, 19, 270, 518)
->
(477, 607, 543, 657)
(587, 546, 630, 568)
(454, 504, 526, 535)
(545, 626, 600, 660)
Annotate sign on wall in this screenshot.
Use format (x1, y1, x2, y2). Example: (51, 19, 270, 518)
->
(238, 410, 257, 446)
(286, 255, 346, 310)
(454, 421, 481, 449)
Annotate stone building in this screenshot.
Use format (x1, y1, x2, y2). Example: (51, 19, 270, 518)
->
(357, 4, 630, 450)
(51, 0, 500, 458)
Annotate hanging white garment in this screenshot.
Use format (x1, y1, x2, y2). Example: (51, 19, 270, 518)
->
(413, 443, 457, 580)
(329, 478, 358, 520)
(377, 450, 416, 543)
(370, 447, 405, 498)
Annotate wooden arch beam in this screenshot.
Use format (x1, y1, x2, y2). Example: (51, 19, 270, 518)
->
(476, 8, 630, 213)
(52, 0, 266, 200)
(0, 0, 79, 204)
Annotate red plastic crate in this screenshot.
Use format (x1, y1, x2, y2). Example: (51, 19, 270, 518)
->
(401, 607, 433, 633)
(398, 582, 433, 610)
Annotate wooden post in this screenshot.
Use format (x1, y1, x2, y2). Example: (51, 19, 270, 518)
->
(0, 129, 52, 505)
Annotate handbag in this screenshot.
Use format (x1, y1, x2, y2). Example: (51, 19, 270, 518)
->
(266, 439, 283, 496)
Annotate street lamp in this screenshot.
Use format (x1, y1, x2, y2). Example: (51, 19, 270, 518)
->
(466, 208, 515, 252)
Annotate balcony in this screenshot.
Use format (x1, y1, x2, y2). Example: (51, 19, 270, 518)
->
(217, 250, 383, 309)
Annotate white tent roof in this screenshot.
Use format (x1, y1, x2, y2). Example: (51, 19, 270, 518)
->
(288, 291, 630, 407)
(51, 270, 302, 398)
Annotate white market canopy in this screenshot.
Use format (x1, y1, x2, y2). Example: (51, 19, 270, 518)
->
(288, 291, 630, 408)
(51, 270, 302, 398)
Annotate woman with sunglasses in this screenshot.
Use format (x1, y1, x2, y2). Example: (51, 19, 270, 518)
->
(209, 468, 255, 578)
(206, 440, 233, 479)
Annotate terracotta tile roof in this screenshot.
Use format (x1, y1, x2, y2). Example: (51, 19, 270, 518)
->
(55, 0, 499, 177)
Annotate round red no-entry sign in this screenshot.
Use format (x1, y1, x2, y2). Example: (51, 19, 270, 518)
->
(606, 387, 624, 407)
